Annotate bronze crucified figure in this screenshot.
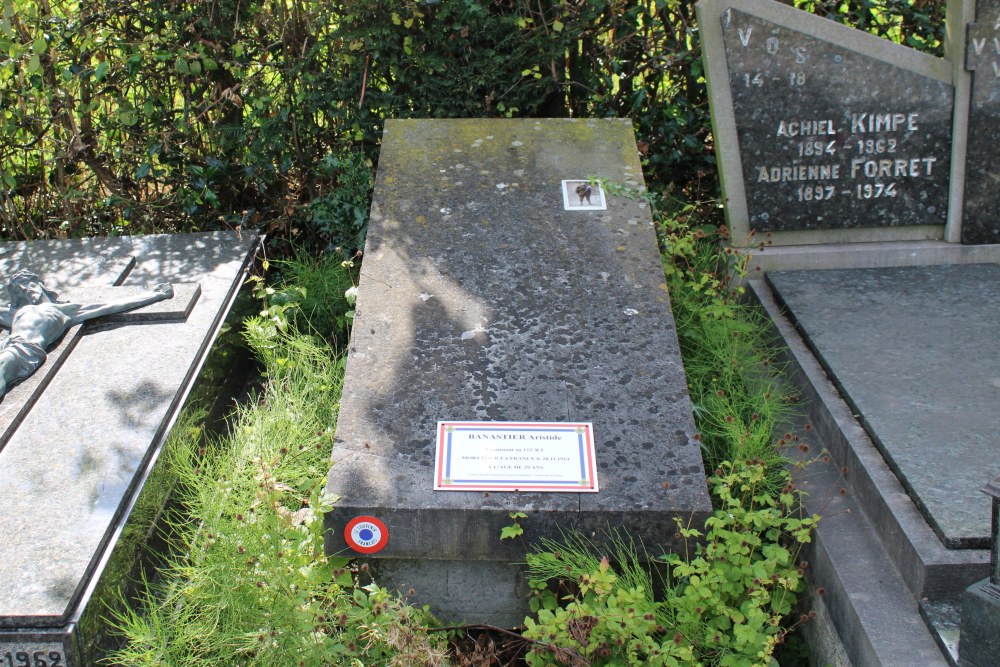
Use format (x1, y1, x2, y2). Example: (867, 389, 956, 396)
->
(0, 270, 173, 396)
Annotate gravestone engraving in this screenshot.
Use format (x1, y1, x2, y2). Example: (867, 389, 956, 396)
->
(697, 0, 956, 244)
(962, 0, 1000, 244)
(701, 1, 1000, 663)
(0, 232, 259, 665)
(718, 7, 952, 233)
(325, 118, 711, 624)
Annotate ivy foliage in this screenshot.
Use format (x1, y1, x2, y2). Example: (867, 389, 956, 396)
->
(794, 0, 945, 54)
(0, 0, 372, 248)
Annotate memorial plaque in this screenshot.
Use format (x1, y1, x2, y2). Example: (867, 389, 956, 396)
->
(962, 0, 1000, 244)
(433, 421, 599, 492)
(719, 7, 953, 232)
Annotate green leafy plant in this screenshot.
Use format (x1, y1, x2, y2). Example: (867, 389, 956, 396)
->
(306, 152, 374, 256)
(520, 197, 818, 665)
(522, 463, 818, 667)
(1, 0, 941, 247)
(501, 511, 528, 541)
(794, 0, 945, 54)
(273, 252, 358, 344)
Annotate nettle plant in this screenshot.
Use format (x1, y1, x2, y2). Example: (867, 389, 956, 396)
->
(523, 462, 818, 667)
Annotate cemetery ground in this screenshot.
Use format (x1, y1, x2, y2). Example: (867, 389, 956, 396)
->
(103, 207, 819, 667)
(3, 4, 968, 664)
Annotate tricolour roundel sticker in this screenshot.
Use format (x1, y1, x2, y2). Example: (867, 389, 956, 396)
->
(344, 516, 389, 554)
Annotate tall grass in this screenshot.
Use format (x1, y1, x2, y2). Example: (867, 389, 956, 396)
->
(106, 259, 445, 667)
(660, 212, 794, 485)
(271, 252, 357, 343)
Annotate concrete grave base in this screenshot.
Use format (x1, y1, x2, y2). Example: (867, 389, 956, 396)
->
(695, 0, 1000, 661)
(921, 598, 963, 664)
(750, 278, 960, 666)
(372, 559, 532, 629)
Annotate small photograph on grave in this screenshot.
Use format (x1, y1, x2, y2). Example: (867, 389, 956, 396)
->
(561, 179, 607, 210)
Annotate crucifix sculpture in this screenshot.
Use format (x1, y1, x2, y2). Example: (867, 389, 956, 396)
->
(0, 270, 174, 396)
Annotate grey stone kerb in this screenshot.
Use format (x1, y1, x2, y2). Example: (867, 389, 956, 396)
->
(324, 119, 711, 570)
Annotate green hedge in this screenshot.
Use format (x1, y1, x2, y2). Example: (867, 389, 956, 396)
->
(1, 0, 943, 248)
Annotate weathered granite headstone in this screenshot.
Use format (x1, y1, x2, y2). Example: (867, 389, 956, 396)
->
(962, 0, 1000, 244)
(698, 0, 953, 241)
(324, 118, 711, 624)
(0, 232, 259, 665)
(698, 1, 1000, 663)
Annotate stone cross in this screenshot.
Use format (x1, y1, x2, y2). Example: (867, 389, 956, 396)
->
(962, 0, 1000, 244)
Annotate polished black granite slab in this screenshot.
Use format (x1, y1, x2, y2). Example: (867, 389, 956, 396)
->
(768, 264, 1000, 548)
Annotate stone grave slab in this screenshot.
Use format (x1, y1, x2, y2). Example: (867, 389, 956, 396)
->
(325, 118, 711, 622)
(767, 264, 1000, 548)
(697, 0, 953, 243)
(0, 231, 259, 664)
(962, 0, 1000, 244)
